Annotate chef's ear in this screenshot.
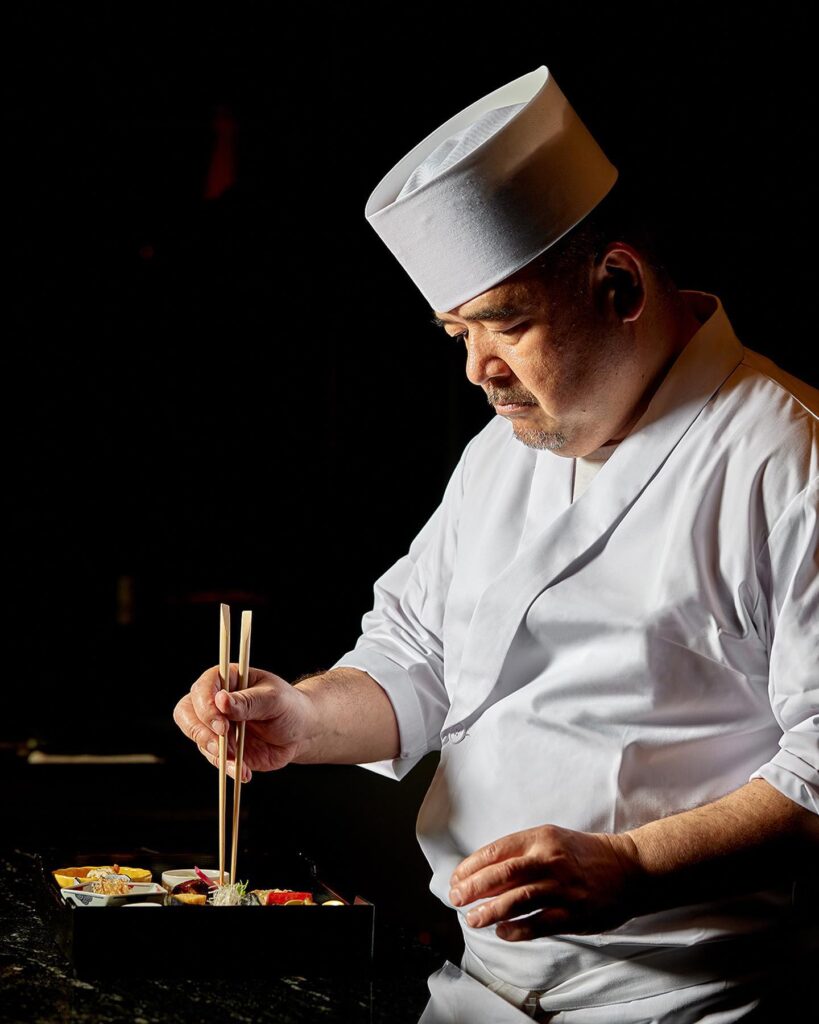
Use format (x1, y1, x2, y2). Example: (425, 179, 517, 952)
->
(597, 244, 645, 323)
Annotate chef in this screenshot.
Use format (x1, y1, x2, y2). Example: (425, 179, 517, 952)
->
(174, 66, 818, 1022)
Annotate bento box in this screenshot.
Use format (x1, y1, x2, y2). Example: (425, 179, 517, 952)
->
(36, 850, 375, 978)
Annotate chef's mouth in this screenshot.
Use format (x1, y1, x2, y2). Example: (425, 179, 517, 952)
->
(492, 400, 537, 410)
(493, 402, 538, 419)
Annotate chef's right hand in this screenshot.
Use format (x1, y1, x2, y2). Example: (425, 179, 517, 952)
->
(173, 666, 317, 781)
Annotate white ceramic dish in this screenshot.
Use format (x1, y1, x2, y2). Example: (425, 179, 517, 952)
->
(60, 882, 167, 907)
(160, 868, 228, 892)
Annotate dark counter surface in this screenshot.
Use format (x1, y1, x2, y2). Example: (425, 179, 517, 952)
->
(0, 848, 461, 1024)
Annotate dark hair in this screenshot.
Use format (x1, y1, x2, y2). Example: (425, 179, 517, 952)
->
(531, 175, 676, 294)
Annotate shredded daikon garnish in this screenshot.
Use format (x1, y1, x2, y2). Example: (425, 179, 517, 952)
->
(209, 880, 248, 906)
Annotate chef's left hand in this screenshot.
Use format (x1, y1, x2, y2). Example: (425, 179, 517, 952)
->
(449, 824, 643, 940)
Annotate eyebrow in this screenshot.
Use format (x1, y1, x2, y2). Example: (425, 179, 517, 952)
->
(430, 305, 527, 328)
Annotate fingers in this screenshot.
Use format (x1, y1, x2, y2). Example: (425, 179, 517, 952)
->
(449, 856, 540, 906)
(173, 693, 239, 760)
(450, 832, 529, 887)
(451, 825, 634, 940)
(464, 880, 563, 930)
(495, 907, 572, 941)
(173, 693, 220, 752)
(450, 826, 576, 938)
(198, 742, 252, 783)
(190, 665, 230, 736)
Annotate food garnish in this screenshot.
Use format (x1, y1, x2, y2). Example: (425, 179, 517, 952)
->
(193, 865, 219, 890)
(209, 879, 249, 906)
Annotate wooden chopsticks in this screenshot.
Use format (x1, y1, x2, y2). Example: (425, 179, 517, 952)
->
(231, 610, 252, 884)
(217, 603, 253, 887)
(218, 604, 230, 885)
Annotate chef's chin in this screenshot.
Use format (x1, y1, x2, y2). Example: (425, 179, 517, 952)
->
(509, 422, 569, 451)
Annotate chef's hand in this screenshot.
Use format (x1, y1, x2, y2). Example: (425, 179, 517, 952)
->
(173, 666, 317, 781)
(448, 824, 642, 940)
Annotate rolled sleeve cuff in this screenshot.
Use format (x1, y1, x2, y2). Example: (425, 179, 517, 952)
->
(330, 648, 437, 781)
(750, 748, 819, 815)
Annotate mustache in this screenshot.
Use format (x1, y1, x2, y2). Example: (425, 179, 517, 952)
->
(484, 384, 537, 406)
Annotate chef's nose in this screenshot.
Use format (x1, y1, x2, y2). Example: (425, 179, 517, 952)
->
(464, 332, 511, 387)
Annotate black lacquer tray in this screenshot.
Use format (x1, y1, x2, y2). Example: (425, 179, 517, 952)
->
(36, 848, 374, 978)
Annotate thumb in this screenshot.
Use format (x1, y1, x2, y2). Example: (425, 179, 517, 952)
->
(219, 683, 277, 722)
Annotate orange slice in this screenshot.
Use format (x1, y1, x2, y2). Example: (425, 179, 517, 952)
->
(53, 865, 152, 889)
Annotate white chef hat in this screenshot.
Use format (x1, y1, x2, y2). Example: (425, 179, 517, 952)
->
(364, 66, 618, 313)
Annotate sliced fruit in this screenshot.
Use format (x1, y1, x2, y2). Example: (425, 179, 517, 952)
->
(53, 865, 152, 889)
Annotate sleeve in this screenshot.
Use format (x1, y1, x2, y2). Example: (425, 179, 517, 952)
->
(749, 476, 819, 814)
(329, 434, 480, 781)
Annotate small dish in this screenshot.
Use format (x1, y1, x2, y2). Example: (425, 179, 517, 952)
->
(160, 868, 228, 892)
(60, 882, 167, 908)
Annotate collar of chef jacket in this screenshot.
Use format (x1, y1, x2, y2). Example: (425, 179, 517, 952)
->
(442, 289, 745, 737)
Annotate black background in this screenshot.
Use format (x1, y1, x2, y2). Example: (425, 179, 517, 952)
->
(6, 3, 817, 945)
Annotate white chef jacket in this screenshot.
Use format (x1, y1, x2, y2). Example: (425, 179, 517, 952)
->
(331, 290, 819, 1008)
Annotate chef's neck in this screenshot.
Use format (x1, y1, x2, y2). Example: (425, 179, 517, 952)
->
(583, 287, 708, 455)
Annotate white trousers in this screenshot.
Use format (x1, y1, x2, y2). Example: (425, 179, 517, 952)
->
(459, 945, 767, 1024)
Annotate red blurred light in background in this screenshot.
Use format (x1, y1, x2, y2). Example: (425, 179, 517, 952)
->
(204, 103, 238, 200)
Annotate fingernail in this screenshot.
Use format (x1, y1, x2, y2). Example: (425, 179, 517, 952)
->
(466, 910, 481, 927)
(211, 719, 224, 735)
(207, 740, 217, 755)
(450, 888, 463, 906)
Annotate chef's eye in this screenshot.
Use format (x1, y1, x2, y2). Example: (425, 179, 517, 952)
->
(451, 332, 467, 344)
(494, 322, 527, 336)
